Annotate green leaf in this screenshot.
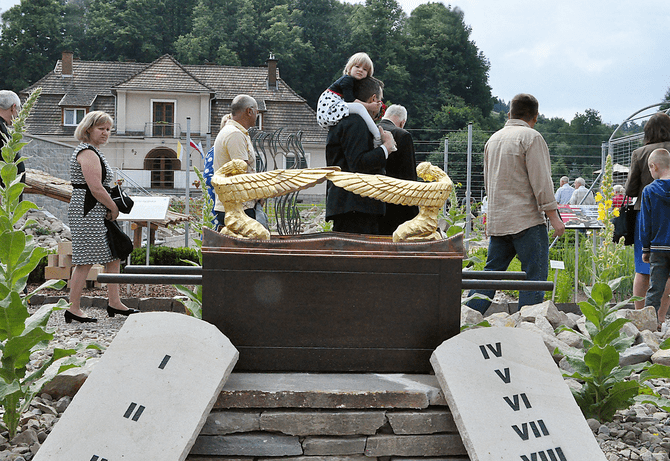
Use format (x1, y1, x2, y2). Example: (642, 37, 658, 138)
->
(4, 328, 53, 370)
(0, 231, 26, 272)
(590, 282, 613, 307)
(593, 318, 629, 347)
(640, 363, 670, 382)
(0, 292, 30, 341)
(579, 301, 600, 328)
(10, 200, 36, 225)
(599, 380, 640, 421)
(584, 345, 619, 378)
(634, 394, 670, 412)
(660, 337, 670, 350)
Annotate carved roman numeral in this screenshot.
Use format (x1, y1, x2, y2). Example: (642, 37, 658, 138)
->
(159, 354, 171, 369)
(90, 456, 108, 461)
(123, 402, 146, 422)
(512, 420, 550, 441)
(504, 393, 532, 411)
(479, 342, 502, 359)
(495, 367, 511, 384)
(520, 447, 566, 461)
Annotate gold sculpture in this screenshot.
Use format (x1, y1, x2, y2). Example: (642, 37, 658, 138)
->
(211, 159, 339, 240)
(211, 160, 452, 242)
(327, 162, 452, 241)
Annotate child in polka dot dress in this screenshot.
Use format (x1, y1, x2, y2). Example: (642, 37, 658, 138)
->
(316, 52, 382, 146)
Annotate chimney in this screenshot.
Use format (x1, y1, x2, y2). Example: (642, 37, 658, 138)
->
(266, 53, 278, 90)
(62, 51, 73, 77)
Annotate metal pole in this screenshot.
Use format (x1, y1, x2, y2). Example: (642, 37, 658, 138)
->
(185, 118, 191, 247)
(574, 230, 579, 303)
(465, 123, 473, 251)
(443, 137, 449, 216)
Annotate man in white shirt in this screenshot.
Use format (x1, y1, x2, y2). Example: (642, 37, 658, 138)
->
(554, 176, 574, 204)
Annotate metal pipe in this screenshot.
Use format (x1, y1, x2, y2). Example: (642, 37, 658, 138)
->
(461, 280, 554, 291)
(98, 274, 202, 285)
(124, 265, 202, 274)
(462, 271, 527, 280)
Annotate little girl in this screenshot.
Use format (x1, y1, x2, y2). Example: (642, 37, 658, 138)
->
(316, 52, 382, 146)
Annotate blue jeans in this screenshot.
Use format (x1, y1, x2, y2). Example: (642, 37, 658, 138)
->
(646, 252, 670, 313)
(466, 224, 549, 314)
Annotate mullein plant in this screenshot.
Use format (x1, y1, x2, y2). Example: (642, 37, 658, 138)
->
(0, 88, 101, 438)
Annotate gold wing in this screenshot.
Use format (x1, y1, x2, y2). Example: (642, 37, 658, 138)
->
(212, 163, 340, 203)
(327, 168, 452, 207)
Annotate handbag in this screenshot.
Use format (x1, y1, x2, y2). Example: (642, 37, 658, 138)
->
(612, 197, 637, 246)
(108, 184, 134, 214)
(105, 219, 134, 260)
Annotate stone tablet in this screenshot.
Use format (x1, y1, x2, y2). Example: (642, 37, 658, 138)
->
(34, 312, 238, 461)
(431, 327, 606, 461)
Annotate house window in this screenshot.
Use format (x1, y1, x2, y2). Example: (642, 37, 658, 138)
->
(153, 101, 175, 137)
(64, 108, 86, 126)
(144, 148, 181, 189)
(284, 153, 309, 169)
(255, 113, 263, 130)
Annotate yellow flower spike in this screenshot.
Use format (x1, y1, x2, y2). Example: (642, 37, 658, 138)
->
(605, 200, 613, 209)
(595, 192, 603, 202)
(613, 208, 620, 217)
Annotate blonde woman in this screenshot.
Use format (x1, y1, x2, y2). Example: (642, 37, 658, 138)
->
(66, 111, 139, 323)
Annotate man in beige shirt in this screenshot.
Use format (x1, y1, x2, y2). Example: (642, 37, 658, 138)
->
(213, 94, 259, 229)
(467, 93, 565, 314)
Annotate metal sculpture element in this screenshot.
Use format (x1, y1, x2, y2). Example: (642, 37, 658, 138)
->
(212, 159, 452, 242)
(249, 128, 309, 235)
(211, 159, 338, 240)
(327, 162, 453, 242)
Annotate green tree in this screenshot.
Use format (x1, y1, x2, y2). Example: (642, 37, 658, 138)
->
(0, 0, 66, 90)
(405, 3, 493, 133)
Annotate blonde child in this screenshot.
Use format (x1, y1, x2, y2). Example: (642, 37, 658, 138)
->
(316, 52, 382, 146)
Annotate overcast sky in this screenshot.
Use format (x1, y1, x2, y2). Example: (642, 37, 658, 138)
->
(2, 0, 668, 125)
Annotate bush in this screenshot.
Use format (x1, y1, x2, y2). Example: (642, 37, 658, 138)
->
(129, 246, 199, 266)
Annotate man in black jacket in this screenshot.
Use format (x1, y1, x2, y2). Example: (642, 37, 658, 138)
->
(325, 77, 396, 234)
(378, 104, 419, 235)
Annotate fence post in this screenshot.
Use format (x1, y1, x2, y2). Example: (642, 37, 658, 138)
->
(185, 117, 191, 247)
(465, 123, 473, 251)
(443, 137, 449, 216)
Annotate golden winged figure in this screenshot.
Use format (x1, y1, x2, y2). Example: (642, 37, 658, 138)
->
(327, 162, 453, 242)
(211, 159, 340, 240)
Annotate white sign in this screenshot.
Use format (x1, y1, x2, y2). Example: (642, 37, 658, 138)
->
(117, 196, 171, 222)
(550, 260, 565, 270)
(431, 327, 606, 461)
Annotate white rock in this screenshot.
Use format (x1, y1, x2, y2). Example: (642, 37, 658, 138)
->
(638, 330, 661, 353)
(519, 300, 563, 328)
(557, 330, 584, 348)
(620, 344, 654, 366)
(621, 321, 641, 340)
(651, 349, 670, 366)
(617, 306, 658, 333)
(485, 312, 517, 328)
(461, 305, 484, 326)
(534, 315, 556, 336)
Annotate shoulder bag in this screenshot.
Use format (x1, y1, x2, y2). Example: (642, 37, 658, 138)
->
(612, 197, 636, 245)
(105, 219, 134, 260)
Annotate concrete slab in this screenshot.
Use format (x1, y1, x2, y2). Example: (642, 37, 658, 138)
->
(215, 373, 442, 409)
(33, 312, 238, 461)
(431, 327, 606, 461)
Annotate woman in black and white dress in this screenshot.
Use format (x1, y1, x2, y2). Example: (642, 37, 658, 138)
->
(66, 111, 139, 323)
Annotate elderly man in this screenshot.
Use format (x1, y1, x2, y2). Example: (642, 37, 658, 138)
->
(212, 94, 260, 229)
(378, 104, 419, 235)
(326, 77, 396, 234)
(466, 93, 565, 314)
(569, 177, 595, 205)
(554, 176, 574, 205)
(0, 90, 24, 190)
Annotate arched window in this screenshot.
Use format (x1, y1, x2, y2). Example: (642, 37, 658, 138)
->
(144, 148, 181, 189)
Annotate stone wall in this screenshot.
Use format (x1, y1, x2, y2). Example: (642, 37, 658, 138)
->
(23, 134, 74, 224)
(187, 373, 470, 461)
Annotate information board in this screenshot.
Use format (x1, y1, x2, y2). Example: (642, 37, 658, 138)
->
(117, 196, 171, 222)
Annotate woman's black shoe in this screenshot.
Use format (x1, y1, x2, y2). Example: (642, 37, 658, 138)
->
(107, 305, 140, 317)
(64, 310, 98, 324)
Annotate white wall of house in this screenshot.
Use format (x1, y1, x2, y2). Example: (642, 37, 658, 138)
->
(116, 91, 210, 136)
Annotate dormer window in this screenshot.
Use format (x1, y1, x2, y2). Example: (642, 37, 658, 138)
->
(64, 108, 87, 126)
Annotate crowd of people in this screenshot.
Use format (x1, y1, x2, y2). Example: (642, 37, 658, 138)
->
(2, 49, 670, 327)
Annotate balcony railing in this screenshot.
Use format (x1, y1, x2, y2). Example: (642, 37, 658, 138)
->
(144, 122, 182, 138)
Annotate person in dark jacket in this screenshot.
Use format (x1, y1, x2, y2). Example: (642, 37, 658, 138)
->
(325, 77, 396, 235)
(640, 148, 670, 326)
(377, 104, 419, 236)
